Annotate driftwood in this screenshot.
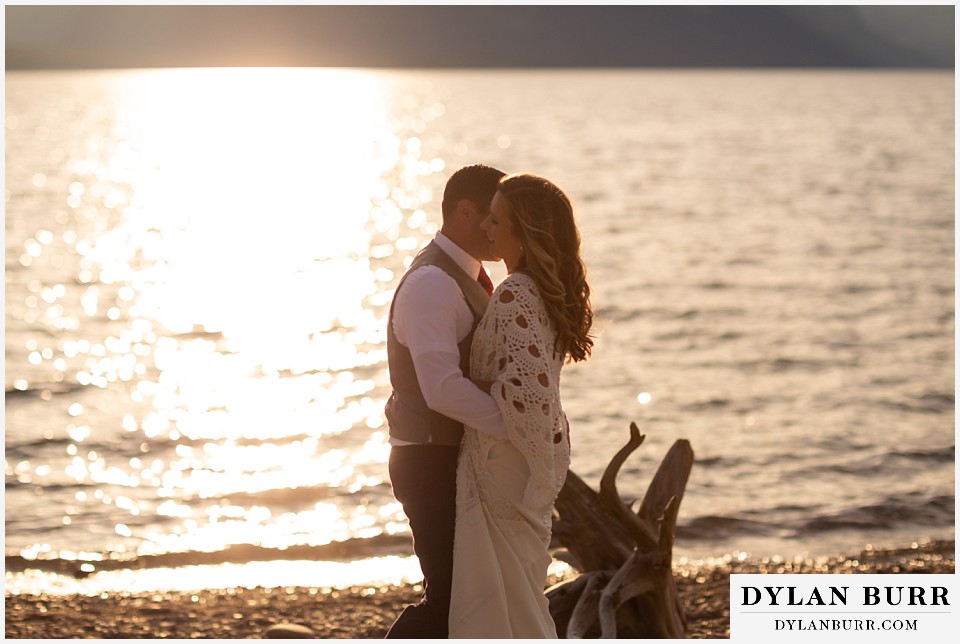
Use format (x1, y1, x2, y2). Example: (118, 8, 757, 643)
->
(548, 422, 694, 638)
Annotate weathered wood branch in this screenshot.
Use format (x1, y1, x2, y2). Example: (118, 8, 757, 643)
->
(598, 422, 659, 550)
(552, 470, 635, 572)
(548, 423, 694, 639)
(566, 572, 608, 639)
(639, 438, 695, 527)
(597, 550, 658, 638)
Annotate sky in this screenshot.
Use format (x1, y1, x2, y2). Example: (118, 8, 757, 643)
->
(5, 4, 955, 70)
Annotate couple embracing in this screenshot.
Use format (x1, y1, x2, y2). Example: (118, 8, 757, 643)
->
(384, 165, 593, 639)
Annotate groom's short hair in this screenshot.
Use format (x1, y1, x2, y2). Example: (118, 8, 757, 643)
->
(441, 164, 506, 222)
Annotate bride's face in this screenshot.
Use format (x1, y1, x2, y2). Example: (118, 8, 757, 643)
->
(481, 192, 524, 273)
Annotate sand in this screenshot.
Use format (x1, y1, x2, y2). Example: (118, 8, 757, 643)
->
(5, 539, 954, 639)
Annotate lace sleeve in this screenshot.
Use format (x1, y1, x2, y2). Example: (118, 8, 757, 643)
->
(487, 274, 569, 510)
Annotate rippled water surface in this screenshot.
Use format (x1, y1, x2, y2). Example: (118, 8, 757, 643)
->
(5, 69, 954, 593)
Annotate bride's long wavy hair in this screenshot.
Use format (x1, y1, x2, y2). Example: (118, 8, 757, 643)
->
(498, 173, 594, 363)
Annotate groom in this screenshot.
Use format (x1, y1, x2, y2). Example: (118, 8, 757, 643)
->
(384, 164, 507, 639)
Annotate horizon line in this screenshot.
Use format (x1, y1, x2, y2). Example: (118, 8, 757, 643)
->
(7, 64, 955, 72)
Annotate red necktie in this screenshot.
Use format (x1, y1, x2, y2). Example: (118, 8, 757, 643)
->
(477, 267, 494, 296)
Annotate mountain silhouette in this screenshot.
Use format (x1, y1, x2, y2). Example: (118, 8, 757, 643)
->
(6, 5, 954, 70)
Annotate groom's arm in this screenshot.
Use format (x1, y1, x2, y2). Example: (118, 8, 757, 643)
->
(393, 267, 507, 438)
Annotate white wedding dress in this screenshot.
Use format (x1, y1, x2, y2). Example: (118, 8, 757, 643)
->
(448, 272, 570, 639)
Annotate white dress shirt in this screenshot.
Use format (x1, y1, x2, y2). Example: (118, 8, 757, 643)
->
(390, 233, 506, 443)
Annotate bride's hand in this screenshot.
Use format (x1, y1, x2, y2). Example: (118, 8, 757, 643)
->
(472, 379, 493, 394)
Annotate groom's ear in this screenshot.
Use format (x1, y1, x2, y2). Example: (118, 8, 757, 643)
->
(455, 198, 478, 221)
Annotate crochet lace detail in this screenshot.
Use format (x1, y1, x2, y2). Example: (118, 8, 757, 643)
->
(457, 272, 570, 534)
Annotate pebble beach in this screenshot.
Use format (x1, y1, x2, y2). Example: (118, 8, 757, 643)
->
(5, 539, 953, 639)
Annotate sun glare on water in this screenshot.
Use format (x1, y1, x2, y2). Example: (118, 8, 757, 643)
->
(109, 68, 388, 351)
(7, 67, 451, 587)
(101, 67, 397, 492)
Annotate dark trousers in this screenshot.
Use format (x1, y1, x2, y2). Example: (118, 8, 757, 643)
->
(385, 444, 459, 639)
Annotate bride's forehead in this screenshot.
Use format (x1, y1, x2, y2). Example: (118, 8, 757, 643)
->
(490, 192, 511, 212)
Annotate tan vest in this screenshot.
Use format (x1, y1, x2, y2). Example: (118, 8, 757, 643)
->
(385, 241, 490, 445)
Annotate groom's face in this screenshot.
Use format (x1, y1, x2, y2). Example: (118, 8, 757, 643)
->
(470, 201, 500, 263)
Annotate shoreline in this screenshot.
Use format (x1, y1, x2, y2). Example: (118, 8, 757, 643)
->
(5, 539, 954, 639)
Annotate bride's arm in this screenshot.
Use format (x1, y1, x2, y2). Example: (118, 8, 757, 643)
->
(486, 276, 567, 505)
(487, 278, 559, 441)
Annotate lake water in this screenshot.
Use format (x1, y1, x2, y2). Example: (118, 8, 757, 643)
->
(4, 68, 954, 595)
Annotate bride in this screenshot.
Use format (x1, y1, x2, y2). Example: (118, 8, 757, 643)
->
(449, 173, 594, 638)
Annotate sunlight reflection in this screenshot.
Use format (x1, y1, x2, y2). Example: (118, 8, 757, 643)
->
(5, 557, 426, 596)
(135, 499, 407, 556)
(84, 71, 400, 456)
(7, 67, 456, 584)
(6, 556, 577, 598)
